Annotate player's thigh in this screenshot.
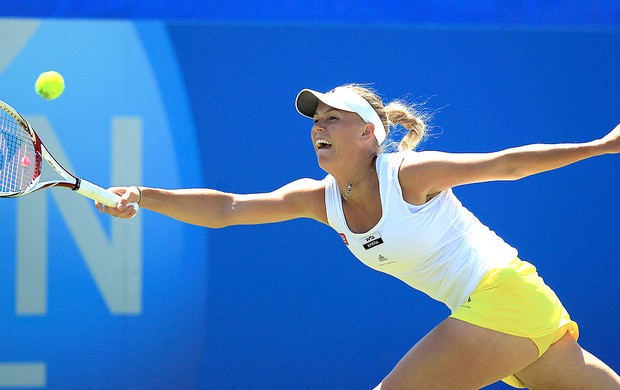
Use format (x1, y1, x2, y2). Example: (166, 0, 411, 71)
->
(515, 331, 620, 390)
(379, 317, 538, 390)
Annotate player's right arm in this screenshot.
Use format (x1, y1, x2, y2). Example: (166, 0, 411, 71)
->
(100, 178, 328, 227)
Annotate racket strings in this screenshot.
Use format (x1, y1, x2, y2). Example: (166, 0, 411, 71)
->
(0, 110, 38, 193)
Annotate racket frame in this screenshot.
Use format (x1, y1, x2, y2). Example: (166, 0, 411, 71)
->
(0, 100, 123, 208)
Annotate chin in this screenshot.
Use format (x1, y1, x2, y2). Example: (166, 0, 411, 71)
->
(316, 153, 334, 172)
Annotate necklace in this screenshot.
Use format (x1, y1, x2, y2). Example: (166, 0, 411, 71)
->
(342, 157, 376, 201)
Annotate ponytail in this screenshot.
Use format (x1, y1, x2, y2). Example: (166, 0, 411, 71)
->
(341, 83, 431, 152)
(385, 100, 428, 151)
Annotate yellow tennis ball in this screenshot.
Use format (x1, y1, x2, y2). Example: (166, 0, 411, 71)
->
(35, 71, 65, 100)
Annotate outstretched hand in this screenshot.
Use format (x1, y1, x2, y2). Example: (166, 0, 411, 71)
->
(96, 186, 141, 218)
(599, 123, 620, 154)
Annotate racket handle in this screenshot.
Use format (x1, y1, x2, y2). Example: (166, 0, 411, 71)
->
(76, 179, 139, 212)
(76, 179, 120, 207)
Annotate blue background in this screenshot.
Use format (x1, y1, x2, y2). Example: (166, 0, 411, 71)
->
(1, 2, 619, 389)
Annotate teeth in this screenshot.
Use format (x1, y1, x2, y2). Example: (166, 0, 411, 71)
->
(316, 139, 332, 148)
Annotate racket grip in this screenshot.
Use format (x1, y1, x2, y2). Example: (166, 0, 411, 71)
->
(74, 179, 141, 212)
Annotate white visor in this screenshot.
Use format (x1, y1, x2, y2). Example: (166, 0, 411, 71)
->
(295, 87, 386, 145)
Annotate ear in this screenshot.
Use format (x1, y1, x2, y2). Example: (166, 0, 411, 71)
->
(361, 123, 375, 139)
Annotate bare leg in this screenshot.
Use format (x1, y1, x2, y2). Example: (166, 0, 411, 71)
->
(376, 317, 538, 390)
(515, 331, 620, 390)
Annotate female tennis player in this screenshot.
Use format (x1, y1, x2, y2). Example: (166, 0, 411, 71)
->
(100, 84, 620, 389)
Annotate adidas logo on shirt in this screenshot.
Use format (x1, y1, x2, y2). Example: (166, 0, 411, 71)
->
(378, 254, 395, 266)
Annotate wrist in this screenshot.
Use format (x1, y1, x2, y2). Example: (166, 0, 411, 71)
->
(131, 185, 143, 205)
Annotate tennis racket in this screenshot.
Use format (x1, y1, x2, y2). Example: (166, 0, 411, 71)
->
(0, 99, 137, 210)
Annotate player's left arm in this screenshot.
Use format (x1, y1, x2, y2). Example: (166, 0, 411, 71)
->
(400, 123, 620, 203)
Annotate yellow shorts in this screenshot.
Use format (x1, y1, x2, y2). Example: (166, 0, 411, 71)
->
(450, 258, 579, 388)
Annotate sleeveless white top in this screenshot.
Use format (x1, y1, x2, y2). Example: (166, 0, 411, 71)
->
(324, 151, 518, 310)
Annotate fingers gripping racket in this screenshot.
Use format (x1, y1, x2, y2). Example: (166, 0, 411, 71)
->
(0, 99, 137, 210)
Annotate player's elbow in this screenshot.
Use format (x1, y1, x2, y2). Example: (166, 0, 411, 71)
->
(191, 195, 238, 229)
(496, 154, 530, 181)
(208, 197, 246, 228)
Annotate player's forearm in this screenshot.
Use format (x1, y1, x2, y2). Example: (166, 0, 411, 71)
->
(500, 139, 606, 179)
(138, 187, 234, 228)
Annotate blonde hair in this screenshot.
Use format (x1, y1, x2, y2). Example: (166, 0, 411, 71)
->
(340, 83, 429, 151)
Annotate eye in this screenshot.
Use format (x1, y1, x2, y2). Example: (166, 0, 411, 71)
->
(328, 116, 339, 121)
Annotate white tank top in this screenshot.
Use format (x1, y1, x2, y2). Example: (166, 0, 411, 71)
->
(324, 151, 518, 310)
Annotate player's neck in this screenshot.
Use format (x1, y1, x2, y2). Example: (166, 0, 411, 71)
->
(336, 155, 377, 202)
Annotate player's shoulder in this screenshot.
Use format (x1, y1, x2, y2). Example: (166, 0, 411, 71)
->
(276, 177, 326, 206)
(285, 177, 327, 193)
(398, 149, 451, 174)
(282, 177, 327, 223)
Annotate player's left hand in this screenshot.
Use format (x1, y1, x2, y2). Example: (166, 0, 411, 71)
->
(599, 123, 620, 154)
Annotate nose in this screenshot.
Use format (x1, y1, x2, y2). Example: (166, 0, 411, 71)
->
(313, 119, 325, 133)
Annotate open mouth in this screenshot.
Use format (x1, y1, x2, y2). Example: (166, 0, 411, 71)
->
(315, 139, 332, 149)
